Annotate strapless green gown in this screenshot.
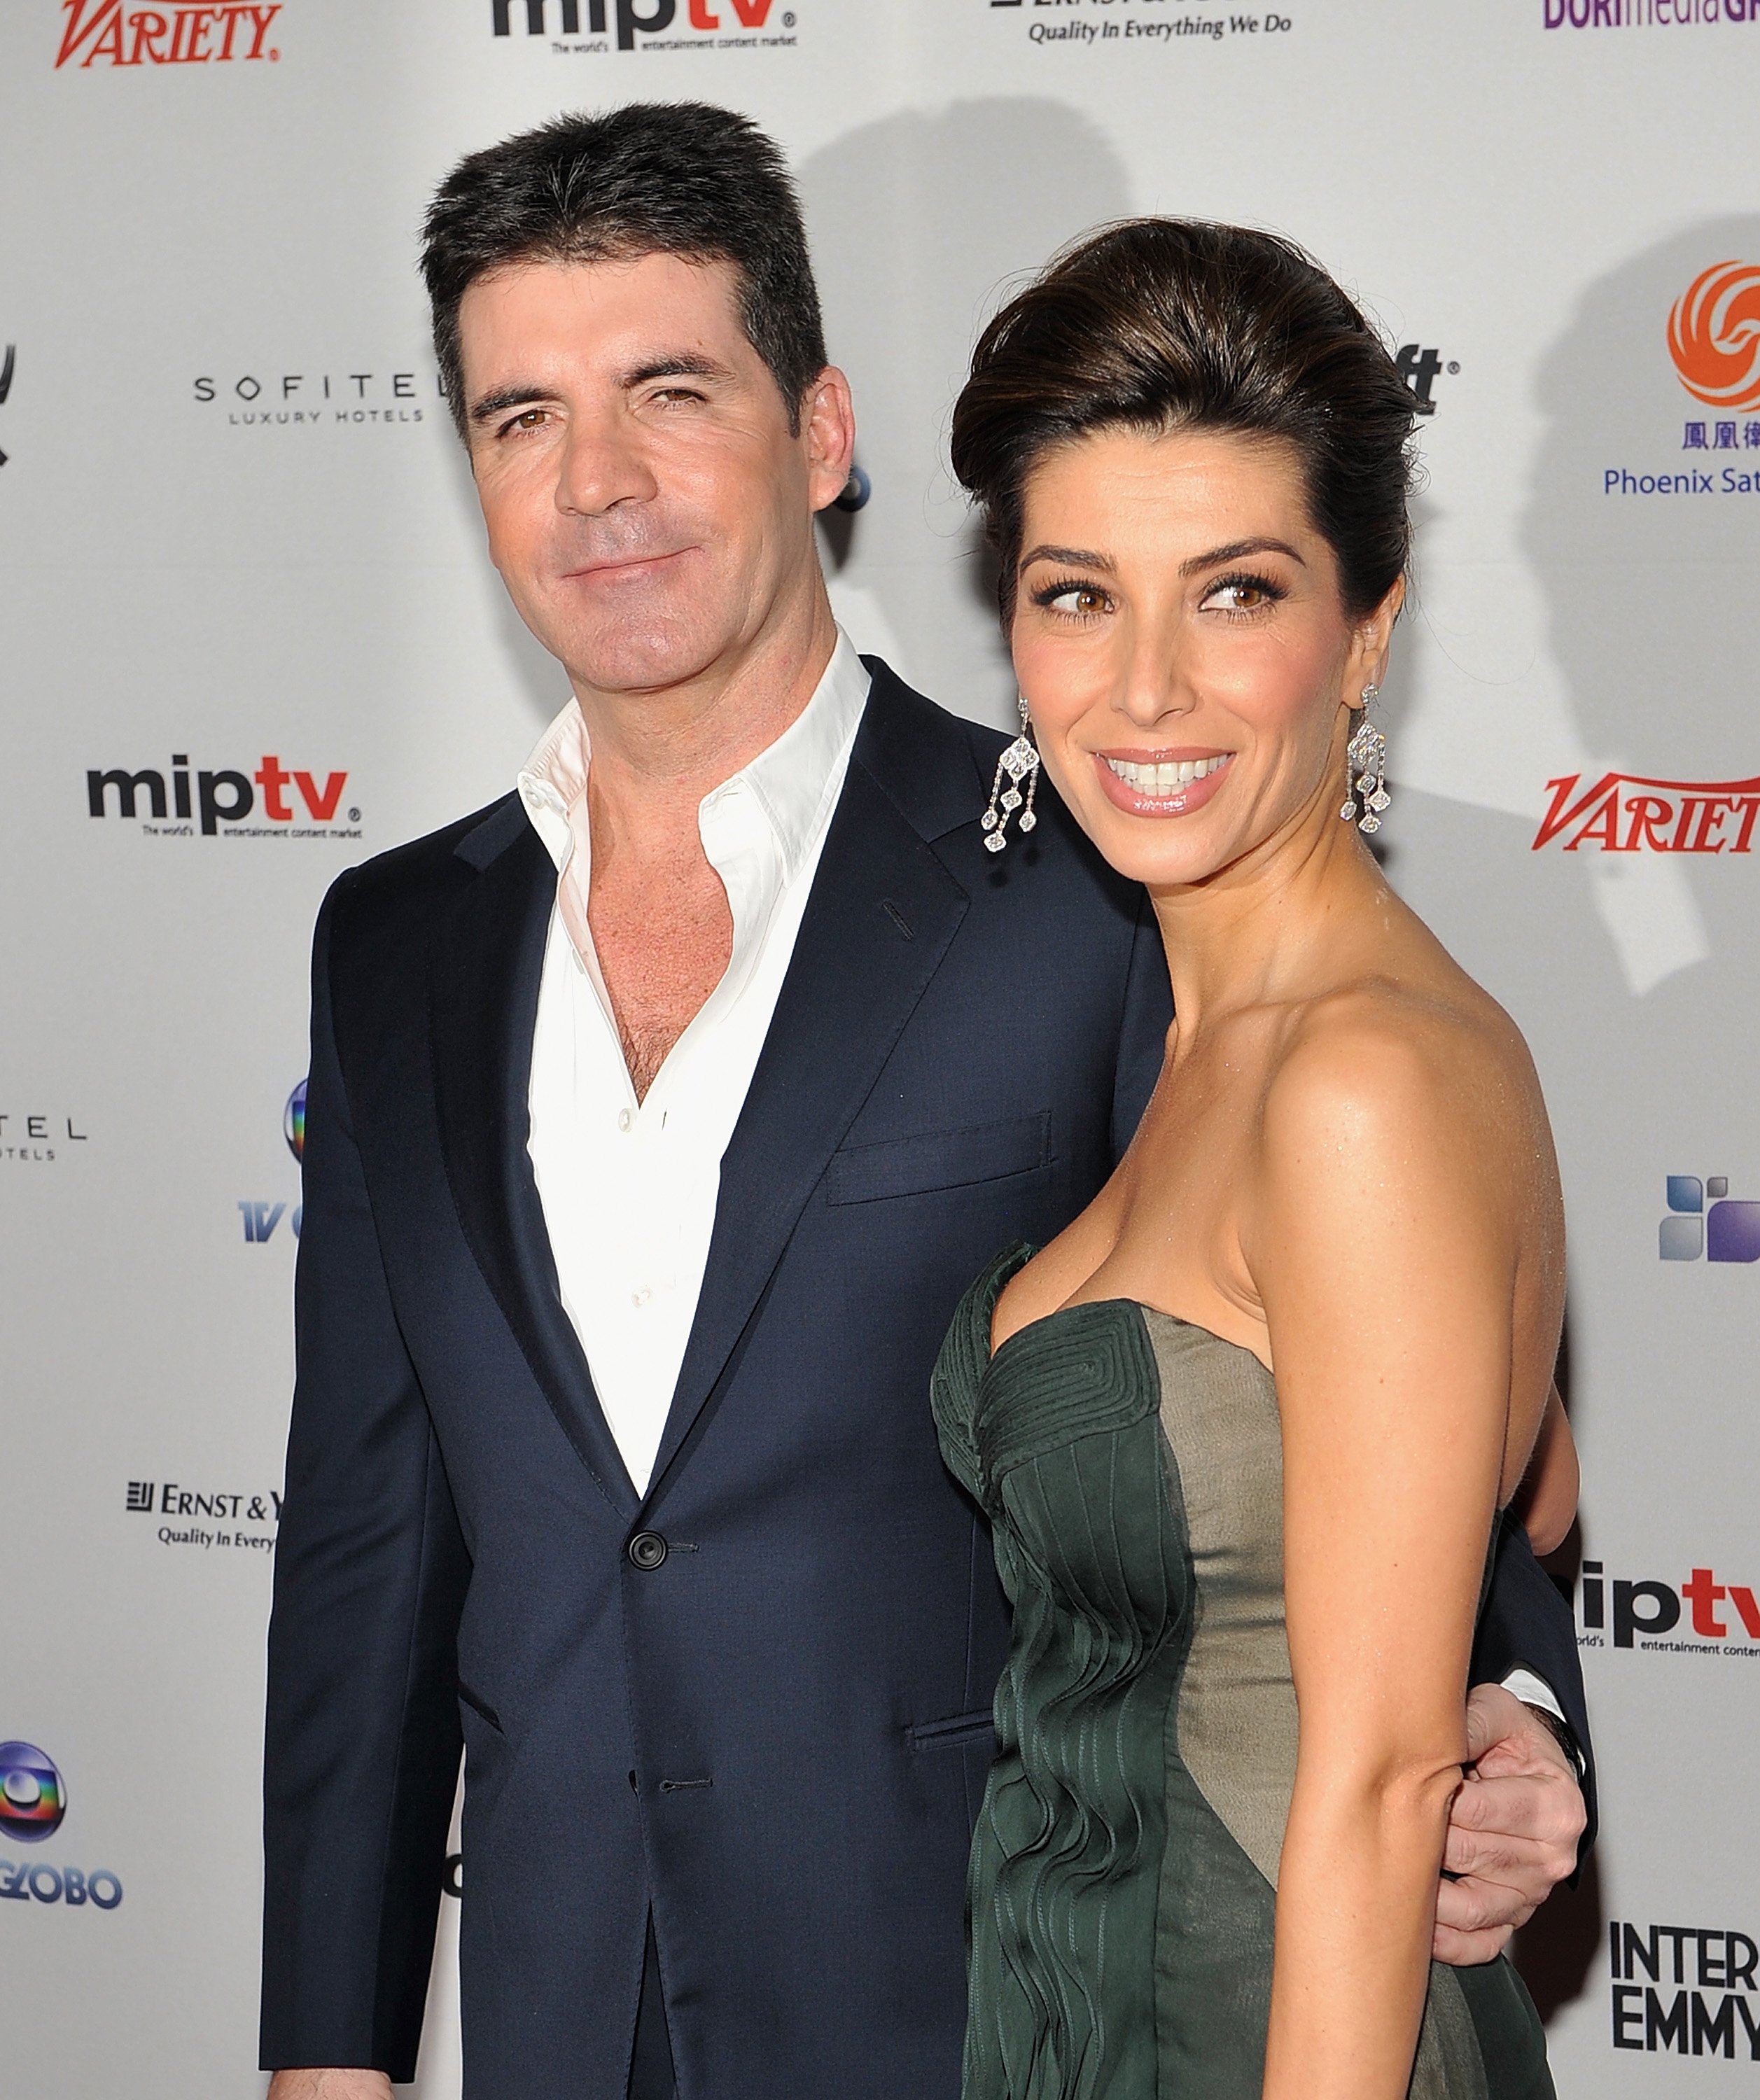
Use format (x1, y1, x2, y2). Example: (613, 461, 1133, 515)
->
(930, 1244, 1554, 2100)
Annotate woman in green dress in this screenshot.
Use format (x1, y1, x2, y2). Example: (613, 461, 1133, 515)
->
(933, 220, 1579, 2100)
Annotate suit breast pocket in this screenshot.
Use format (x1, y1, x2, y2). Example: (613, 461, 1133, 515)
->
(825, 1112, 1052, 1207)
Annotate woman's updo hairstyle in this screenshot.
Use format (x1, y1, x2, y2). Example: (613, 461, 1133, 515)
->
(951, 218, 1417, 623)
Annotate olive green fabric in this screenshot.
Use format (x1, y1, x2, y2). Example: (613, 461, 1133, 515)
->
(930, 1243, 1554, 2100)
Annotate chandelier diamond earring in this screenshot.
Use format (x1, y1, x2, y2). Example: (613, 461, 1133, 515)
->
(982, 694, 1041, 853)
(1339, 683, 1390, 834)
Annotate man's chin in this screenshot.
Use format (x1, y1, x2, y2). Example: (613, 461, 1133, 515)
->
(554, 625, 729, 698)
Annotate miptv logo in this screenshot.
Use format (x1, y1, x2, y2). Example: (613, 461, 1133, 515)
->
(55, 0, 282, 67)
(491, 0, 784, 51)
(1668, 261, 1760, 415)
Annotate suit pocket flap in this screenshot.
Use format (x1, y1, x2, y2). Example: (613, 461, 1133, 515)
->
(907, 1707, 998, 1752)
(827, 1112, 1051, 1207)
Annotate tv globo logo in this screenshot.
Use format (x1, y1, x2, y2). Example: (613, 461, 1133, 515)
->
(0, 1742, 124, 1911)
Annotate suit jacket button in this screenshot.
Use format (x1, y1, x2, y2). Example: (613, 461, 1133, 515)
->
(627, 1531, 668, 1571)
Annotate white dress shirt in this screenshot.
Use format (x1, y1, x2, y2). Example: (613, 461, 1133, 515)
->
(519, 634, 871, 1494)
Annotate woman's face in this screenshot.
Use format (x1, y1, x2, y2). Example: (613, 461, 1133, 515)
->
(1010, 424, 1399, 891)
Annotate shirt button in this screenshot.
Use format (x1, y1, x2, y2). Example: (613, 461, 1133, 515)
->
(617, 1108, 633, 1133)
(627, 1532, 668, 1571)
(631, 1287, 652, 1309)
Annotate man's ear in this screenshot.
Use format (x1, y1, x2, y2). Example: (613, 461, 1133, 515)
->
(802, 365, 857, 513)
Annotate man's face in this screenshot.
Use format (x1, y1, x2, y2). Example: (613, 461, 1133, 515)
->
(459, 251, 838, 694)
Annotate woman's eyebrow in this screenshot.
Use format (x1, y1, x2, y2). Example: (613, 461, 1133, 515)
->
(1019, 543, 1112, 573)
(1180, 536, 1306, 575)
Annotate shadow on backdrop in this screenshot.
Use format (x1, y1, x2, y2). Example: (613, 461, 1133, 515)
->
(799, 99, 1134, 722)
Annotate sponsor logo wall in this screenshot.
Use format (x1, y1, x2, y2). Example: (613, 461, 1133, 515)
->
(1, 3, 1754, 2095)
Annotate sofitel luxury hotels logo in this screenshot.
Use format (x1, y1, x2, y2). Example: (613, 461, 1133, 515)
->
(193, 370, 431, 428)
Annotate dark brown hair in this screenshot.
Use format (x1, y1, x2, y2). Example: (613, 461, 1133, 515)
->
(421, 104, 826, 441)
(950, 218, 1416, 621)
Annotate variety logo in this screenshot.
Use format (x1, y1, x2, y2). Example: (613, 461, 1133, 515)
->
(1, 1111, 89, 1163)
(0, 343, 14, 468)
(127, 1479, 281, 1552)
(193, 369, 431, 429)
(1669, 261, 1760, 414)
(55, 0, 281, 67)
(0, 1742, 123, 1911)
(1578, 1558, 1760, 1650)
(491, 0, 795, 54)
(1609, 1919, 1760, 2060)
(88, 754, 358, 838)
(1659, 1175, 1760, 1263)
(1530, 771, 1760, 853)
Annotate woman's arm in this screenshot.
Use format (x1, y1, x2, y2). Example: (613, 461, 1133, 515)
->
(1511, 1387, 1578, 1557)
(1248, 1016, 1534, 2100)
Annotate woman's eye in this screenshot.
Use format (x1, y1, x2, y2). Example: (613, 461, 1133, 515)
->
(1201, 577, 1280, 614)
(1043, 584, 1112, 618)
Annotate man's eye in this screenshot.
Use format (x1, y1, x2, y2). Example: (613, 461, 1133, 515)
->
(497, 407, 550, 438)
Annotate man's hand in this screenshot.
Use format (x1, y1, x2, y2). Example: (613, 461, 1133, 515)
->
(266, 2073, 393, 2100)
(1432, 1682, 1587, 1966)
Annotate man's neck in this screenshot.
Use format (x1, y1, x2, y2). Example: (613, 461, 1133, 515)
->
(570, 586, 840, 827)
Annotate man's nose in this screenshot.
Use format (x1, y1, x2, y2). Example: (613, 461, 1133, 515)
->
(554, 410, 659, 517)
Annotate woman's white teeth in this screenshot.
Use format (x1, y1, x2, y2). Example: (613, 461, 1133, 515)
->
(1103, 754, 1229, 794)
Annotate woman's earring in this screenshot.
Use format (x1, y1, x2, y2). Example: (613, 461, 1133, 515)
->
(982, 694, 1041, 853)
(1339, 684, 1390, 834)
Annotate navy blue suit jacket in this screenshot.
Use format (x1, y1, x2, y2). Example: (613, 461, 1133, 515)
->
(260, 660, 1592, 2099)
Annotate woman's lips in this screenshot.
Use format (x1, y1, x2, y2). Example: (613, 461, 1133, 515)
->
(1091, 748, 1234, 817)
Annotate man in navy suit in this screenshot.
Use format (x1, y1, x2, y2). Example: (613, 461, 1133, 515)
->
(261, 104, 1591, 2100)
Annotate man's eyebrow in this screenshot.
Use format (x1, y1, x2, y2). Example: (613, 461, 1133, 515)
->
(1179, 536, 1306, 576)
(469, 384, 550, 426)
(468, 354, 736, 428)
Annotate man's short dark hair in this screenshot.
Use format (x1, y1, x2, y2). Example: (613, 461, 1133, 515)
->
(421, 102, 827, 440)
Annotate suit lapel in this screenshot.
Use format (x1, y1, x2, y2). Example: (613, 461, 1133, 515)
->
(645, 668, 981, 1497)
(428, 807, 638, 1517)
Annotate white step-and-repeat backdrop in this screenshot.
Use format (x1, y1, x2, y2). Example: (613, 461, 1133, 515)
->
(4, 1, 1758, 2092)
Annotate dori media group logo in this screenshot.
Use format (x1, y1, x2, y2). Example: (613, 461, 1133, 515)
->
(55, 0, 282, 67)
(1546, 0, 1760, 24)
(88, 753, 358, 839)
(491, 0, 794, 55)
(0, 1742, 123, 1911)
(1658, 1175, 1760, 1262)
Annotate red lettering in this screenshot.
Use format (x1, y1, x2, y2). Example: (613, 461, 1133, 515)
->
(724, 0, 771, 20)
(214, 2, 246, 55)
(1621, 794, 1672, 852)
(1690, 798, 1731, 853)
(1729, 1586, 1760, 1639)
(85, 5, 128, 59)
(55, 0, 121, 65)
(1671, 797, 1703, 851)
(253, 756, 293, 822)
(1733, 797, 1760, 853)
(688, 0, 719, 20)
(128, 8, 170, 61)
(1682, 1567, 1728, 1637)
(175, 5, 216, 58)
(242, 2, 278, 56)
(1565, 786, 1622, 851)
(293, 771, 347, 821)
(1535, 773, 1612, 850)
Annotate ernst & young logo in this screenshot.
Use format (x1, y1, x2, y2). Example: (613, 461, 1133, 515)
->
(1609, 1921, 1760, 2060)
(0, 1742, 124, 1913)
(491, 0, 796, 55)
(55, 0, 281, 67)
(127, 1478, 281, 1553)
(88, 754, 358, 839)
(1530, 770, 1760, 853)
